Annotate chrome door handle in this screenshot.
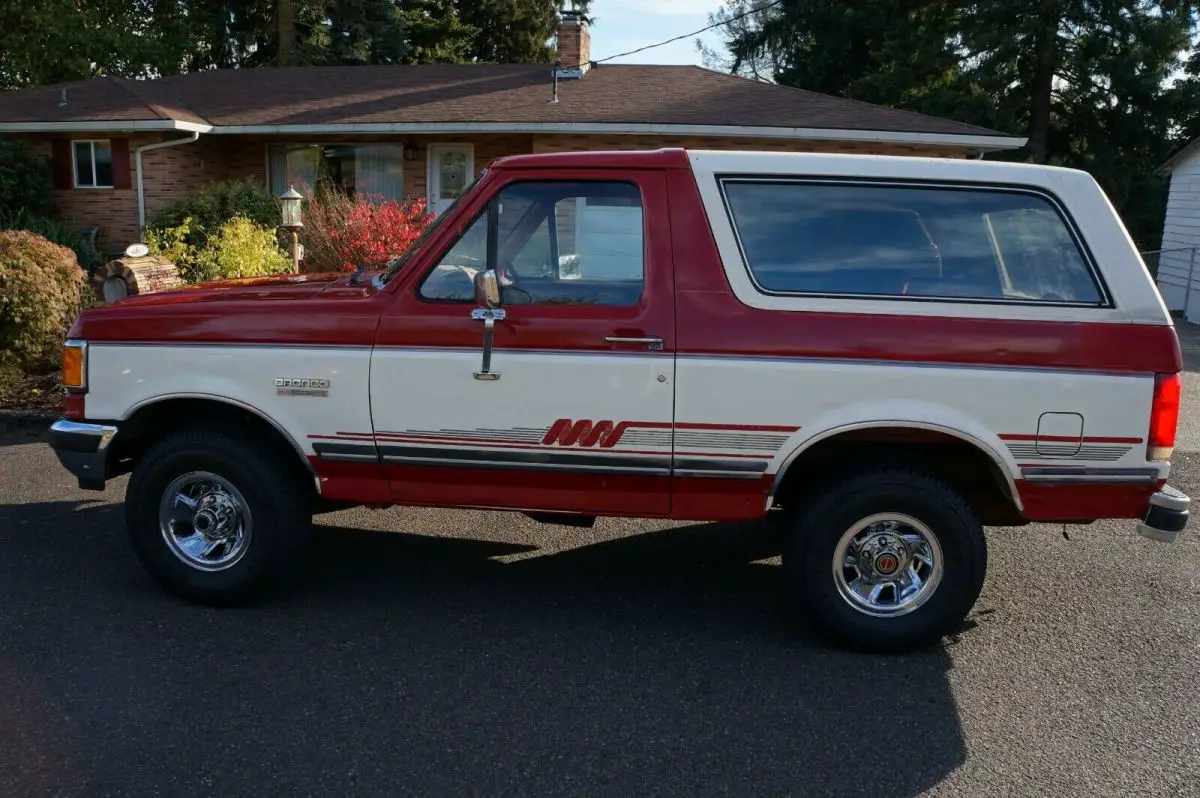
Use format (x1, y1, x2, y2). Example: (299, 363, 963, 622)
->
(604, 336, 664, 351)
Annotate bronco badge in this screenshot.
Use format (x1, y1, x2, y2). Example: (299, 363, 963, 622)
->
(274, 377, 330, 397)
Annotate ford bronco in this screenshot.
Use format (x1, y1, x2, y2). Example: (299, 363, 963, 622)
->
(48, 148, 1188, 652)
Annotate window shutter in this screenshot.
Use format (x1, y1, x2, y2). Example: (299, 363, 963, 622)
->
(111, 138, 131, 189)
(51, 139, 73, 189)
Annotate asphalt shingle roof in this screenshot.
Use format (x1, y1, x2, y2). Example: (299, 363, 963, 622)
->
(0, 63, 1013, 139)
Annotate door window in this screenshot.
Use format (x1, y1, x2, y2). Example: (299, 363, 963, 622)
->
(419, 181, 645, 307)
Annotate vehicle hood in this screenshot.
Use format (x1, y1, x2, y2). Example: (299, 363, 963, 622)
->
(70, 270, 386, 346)
(107, 271, 373, 307)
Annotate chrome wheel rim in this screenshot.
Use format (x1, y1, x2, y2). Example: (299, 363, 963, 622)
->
(832, 513, 943, 618)
(159, 471, 253, 572)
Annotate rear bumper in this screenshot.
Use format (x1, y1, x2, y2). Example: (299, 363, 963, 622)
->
(48, 419, 117, 491)
(1136, 485, 1190, 543)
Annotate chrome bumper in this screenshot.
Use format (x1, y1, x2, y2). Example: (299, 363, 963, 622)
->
(1136, 486, 1190, 543)
(48, 419, 117, 491)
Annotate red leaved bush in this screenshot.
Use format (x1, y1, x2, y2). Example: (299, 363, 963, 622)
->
(299, 190, 434, 274)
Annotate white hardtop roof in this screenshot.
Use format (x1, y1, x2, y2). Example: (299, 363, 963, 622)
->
(687, 149, 1093, 188)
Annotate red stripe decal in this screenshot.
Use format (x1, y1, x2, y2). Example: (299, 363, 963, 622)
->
(1001, 433, 1142, 443)
(675, 422, 800, 432)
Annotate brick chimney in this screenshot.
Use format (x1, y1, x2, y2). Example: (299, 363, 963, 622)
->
(555, 9, 590, 78)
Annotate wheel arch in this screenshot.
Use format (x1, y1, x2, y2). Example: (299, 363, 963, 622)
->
(112, 393, 317, 483)
(769, 420, 1024, 522)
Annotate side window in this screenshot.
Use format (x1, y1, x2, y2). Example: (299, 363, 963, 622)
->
(419, 181, 645, 306)
(720, 180, 1103, 305)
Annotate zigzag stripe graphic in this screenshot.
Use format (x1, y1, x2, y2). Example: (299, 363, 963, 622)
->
(542, 419, 632, 448)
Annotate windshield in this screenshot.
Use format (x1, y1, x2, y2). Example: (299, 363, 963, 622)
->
(375, 170, 485, 287)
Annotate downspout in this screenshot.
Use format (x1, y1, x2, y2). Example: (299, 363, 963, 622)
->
(136, 132, 200, 239)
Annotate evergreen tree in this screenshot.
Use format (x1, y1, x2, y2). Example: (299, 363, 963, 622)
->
(706, 0, 1200, 247)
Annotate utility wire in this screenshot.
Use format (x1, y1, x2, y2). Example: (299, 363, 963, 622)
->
(588, 0, 785, 66)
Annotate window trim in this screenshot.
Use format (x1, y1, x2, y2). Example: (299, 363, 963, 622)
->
(72, 139, 113, 189)
(415, 178, 649, 307)
(715, 175, 1113, 309)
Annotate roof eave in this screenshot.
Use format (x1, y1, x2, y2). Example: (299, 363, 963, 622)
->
(204, 121, 1027, 150)
(0, 120, 1023, 152)
(1157, 138, 1200, 176)
(0, 120, 212, 133)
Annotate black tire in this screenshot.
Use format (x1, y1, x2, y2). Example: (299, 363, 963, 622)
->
(125, 427, 314, 605)
(782, 468, 987, 654)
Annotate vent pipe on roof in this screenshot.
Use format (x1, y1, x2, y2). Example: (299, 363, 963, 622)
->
(58, 88, 68, 107)
(549, 62, 560, 104)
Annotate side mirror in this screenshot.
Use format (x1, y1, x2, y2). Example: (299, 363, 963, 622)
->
(473, 269, 501, 309)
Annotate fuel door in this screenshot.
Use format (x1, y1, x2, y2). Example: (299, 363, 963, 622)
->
(1036, 412, 1084, 457)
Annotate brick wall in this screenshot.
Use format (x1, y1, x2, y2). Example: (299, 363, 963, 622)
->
(17, 132, 213, 253)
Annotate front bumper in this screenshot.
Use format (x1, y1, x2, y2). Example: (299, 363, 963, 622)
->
(1136, 485, 1190, 543)
(48, 419, 117, 491)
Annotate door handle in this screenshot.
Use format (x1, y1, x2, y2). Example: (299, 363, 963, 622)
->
(604, 336, 664, 351)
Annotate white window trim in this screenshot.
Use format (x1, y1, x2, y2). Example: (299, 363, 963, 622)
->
(72, 139, 113, 189)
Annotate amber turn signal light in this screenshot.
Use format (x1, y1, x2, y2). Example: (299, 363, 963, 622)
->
(62, 341, 87, 390)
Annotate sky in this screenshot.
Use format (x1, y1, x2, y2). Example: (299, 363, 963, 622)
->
(587, 0, 726, 67)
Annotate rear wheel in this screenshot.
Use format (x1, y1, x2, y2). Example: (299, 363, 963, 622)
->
(126, 428, 313, 604)
(783, 468, 987, 653)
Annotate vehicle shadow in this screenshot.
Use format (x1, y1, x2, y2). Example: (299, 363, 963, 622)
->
(0, 501, 968, 797)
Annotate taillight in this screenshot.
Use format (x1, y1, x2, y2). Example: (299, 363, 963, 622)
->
(1148, 372, 1181, 461)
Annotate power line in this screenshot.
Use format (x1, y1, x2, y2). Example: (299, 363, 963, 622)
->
(588, 0, 785, 66)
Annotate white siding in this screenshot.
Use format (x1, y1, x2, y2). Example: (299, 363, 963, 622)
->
(1158, 147, 1200, 319)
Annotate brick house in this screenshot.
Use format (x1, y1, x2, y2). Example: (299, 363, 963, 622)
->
(0, 12, 1024, 253)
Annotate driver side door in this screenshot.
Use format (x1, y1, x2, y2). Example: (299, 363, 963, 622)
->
(369, 169, 676, 517)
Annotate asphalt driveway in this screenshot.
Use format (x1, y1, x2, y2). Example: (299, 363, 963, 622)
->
(2, 331, 1199, 797)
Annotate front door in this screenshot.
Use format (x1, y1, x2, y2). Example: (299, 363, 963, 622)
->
(427, 144, 474, 215)
(371, 169, 676, 516)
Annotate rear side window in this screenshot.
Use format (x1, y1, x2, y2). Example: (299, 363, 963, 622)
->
(720, 180, 1104, 305)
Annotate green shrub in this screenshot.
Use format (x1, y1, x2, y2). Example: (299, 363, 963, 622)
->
(144, 216, 210, 283)
(199, 217, 292, 280)
(149, 180, 280, 247)
(0, 138, 53, 219)
(0, 230, 86, 373)
(0, 209, 103, 275)
(146, 216, 290, 283)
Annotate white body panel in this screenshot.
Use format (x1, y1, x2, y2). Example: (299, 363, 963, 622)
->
(368, 347, 675, 499)
(674, 355, 1167, 506)
(86, 343, 371, 463)
(369, 349, 672, 442)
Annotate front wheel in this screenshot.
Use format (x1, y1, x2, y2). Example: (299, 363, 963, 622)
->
(126, 428, 314, 605)
(783, 468, 987, 653)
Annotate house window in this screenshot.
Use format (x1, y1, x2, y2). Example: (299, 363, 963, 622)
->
(268, 144, 404, 202)
(73, 140, 113, 188)
(720, 180, 1103, 305)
